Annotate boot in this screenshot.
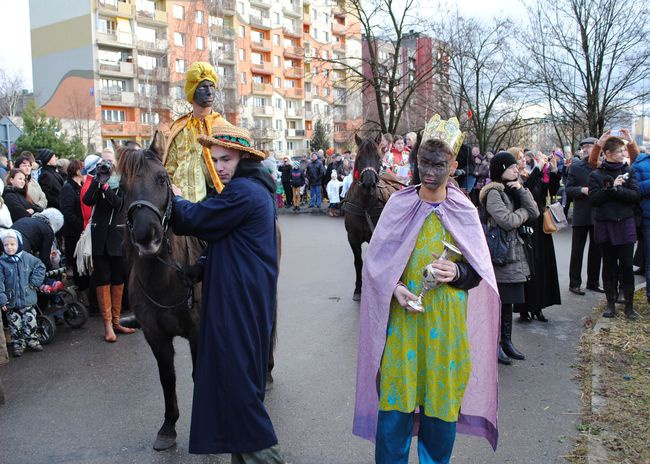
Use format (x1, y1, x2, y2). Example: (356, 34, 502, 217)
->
(498, 346, 512, 365)
(603, 281, 617, 318)
(111, 284, 136, 335)
(501, 305, 525, 360)
(623, 287, 638, 321)
(97, 285, 116, 342)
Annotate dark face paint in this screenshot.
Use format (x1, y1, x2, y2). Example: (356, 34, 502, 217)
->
(193, 80, 216, 108)
(418, 151, 451, 190)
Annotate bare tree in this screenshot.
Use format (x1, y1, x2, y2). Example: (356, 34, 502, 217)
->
(523, 0, 650, 147)
(437, 15, 533, 154)
(65, 88, 100, 152)
(319, 0, 446, 136)
(0, 70, 25, 117)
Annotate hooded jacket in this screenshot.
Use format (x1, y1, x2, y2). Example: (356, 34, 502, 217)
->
(0, 250, 46, 309)
(3, 187, 42, 222)
(479, 182, 539, 283)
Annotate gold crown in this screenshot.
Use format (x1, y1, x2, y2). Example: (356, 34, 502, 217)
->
(422, 114, 465, 155)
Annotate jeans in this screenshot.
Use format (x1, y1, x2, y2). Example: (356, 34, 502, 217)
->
(464, 174, 477, 192)
(375, 410, 456, 464)
(309, 185, 321, 207)
(643, 221, 650, 300)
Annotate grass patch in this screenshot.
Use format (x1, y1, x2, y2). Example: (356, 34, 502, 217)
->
(568, 291, 650, 464)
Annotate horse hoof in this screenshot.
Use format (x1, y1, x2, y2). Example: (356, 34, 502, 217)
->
(153, 434, 177, 451)
(353, 292, 361, 301)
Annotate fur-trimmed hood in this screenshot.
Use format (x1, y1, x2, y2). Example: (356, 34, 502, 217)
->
(478, 181, 505, 205)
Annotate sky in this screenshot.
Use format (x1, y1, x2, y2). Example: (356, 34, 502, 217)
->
(0, 0, 526, 92)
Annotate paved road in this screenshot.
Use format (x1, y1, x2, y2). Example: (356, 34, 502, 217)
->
(1, 214, 636, 463)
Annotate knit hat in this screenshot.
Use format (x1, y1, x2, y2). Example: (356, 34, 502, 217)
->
(37, 148, 56, 166)
(0, 229, 23, 252)
(292, 161, 300, 169)
(83, 154, 101, 175)
(34, 208, 64, 234)
(490, 151, 517, 181)
(579, 137, 598, 147)
(185, 62, 218, 103)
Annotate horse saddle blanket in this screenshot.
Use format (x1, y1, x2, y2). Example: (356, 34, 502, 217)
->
(377, 172, 407, 204)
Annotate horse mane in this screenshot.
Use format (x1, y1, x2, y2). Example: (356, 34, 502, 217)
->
(117, 146, 159, 189)
(355, 137, 381, 168)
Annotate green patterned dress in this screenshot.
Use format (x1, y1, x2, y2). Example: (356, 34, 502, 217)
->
(378, 211, 472, 422)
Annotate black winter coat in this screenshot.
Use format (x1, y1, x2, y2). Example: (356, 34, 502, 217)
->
(82, 177, 125, 257)
(3, 187, 42, 221)
(38, 165, 65, 209)
(278, 164, 292, 183)
(588, 162, 640, 223)
(306, 160, 324, 185)
(59, 180, 84, 241)
(11, 216, 55, 269)
(565, 158, 596, 227)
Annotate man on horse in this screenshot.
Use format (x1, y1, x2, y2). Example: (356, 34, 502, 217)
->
(164, 61, 231, 202)
(171, 125, 285, 463)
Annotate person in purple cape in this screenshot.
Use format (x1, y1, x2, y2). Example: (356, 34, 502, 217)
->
(353, 138, 501, 463)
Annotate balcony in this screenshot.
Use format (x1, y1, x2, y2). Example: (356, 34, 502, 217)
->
(283, 27, 301, 38)
(251, 82, 273, 95)
(207, 0, 236, 15)
(97, 0, 135, 17)
(100, 91, 135, 106)
(252, 105, 273, 116)
(332, 21, 348, 36)
(211, 49, 235, 63)
(250, 38, 272, 52)
(251, 128, 279, 140)
(283, 3, 301, 17)
(136, 8, 168, 25)
(285, 107, 304, 118)
(138, 66, 170, 81)
(305, 129, 313, 139)
(98, 61, 135, 77)
(333, 4, 346, 18)
(136, 38, 169, 53)
(137, 94, 171, 108)
(284, 67, 304, 79)
(304, 110, 314, 120)
(101, 121, 140, 136)
(286, 129, 306, 138)
(334, 131, 349, 143)
(250, 16, 271, 29)
(251, 61, 273, 75)
(210, 25, 236, 39)
(250, 0, 271, 8)
(285, 87, 304, 98)
(303, 11, 311, 24)
(333, 42, 346, 53)
(97, 31, 133, 48)
(283, 46, 304, 59)
(221, 76, 237, 89)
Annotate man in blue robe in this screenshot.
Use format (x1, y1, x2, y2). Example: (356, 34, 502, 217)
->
(171, 124, 285, 463)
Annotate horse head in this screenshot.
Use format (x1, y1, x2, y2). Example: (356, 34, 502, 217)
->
(118, 131, 172, 257)
(354, 133, 382, 190)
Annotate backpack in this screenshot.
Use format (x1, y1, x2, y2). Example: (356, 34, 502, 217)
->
(478, 202, 510, 266)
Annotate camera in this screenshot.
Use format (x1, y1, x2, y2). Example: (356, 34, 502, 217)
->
(96, 160, 113, 176)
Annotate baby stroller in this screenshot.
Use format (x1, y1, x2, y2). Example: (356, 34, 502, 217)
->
(35, 268, 89, 345)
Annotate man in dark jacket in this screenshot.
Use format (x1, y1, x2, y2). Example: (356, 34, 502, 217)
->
(171, 125, 284, 462)
(37, 148, 65, 209)
(278, 156, 293, 207)
(11, 208, 64, 270)
(566, 137, 603, 295)
(306, 152, 325, 208)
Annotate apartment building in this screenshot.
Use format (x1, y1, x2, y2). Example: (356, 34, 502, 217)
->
(29, 0, 362, 154)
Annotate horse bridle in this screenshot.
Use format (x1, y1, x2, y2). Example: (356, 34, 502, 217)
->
(126, 178, 173, 234)
(356, 166, 379, 186)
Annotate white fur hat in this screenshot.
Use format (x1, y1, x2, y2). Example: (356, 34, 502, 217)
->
(35, 208, 64, 234)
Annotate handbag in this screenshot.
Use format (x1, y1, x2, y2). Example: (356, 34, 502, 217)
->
(483, 222, 510, 266)
(543, 197, 568, 234)
(74, 208, 94, 276)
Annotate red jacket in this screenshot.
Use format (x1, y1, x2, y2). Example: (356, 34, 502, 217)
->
(80, 175, 93, 228)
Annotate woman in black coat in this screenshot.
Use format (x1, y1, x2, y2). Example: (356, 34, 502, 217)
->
(82, 154, 134, 342)
(513, 149, 562, 322)
(59, 160, 86, 288)
(3, 168, 42, 221)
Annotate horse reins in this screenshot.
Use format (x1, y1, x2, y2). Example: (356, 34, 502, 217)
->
(343, 166, 382, 233)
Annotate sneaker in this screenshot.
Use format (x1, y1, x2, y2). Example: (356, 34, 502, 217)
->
(13, 347, 24, 357)
(27, 343, 43, 352)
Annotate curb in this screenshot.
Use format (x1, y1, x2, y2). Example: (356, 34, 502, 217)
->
(276, 206, 329, 216)
(586, 282, 646, 463)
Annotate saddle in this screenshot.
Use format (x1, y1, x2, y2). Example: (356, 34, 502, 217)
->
(376, 171, 408, 204)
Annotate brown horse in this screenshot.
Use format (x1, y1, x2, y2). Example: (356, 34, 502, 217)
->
(118, 132, 203, 451)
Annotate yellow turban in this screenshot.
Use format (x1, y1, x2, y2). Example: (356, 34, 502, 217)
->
(185, 62, 218, 103)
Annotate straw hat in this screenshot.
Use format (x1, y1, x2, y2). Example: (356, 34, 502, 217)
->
(197, 125, 267, 161)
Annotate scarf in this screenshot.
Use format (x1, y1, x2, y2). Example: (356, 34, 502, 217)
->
(108, 174, 121, 190)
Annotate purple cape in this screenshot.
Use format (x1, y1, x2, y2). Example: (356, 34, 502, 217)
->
(352, 184, 500, 450)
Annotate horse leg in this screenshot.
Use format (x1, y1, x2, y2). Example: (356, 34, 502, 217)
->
(145, 332, 180, 451)
(350, 240, 363, 301)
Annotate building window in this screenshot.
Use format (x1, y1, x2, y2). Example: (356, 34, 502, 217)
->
(170, 86, 183, 99)
(98, 17, 117, 34)
(102, 109, 125, 122)
(275, 98, 282, 109)
(175, 59, 185, 72)
(173, 4, 184, 19)
(239, 25, 245, 38)
(251, 52, 263, 65)
(139, 82, 158, 96)
(238, 1, 245, 14)
(239, 49, 245, 61)
(324, 86, 330, 96)
(275, 76, 281, 87)
(196, 36, 204, 50)
(273, 34, 280, 45)
(252, 97, 265, 107)
(139, 55, 157, 70)
(251, 30, 264, 43)
(313, 9, 318, 21)
(140, 112, 160, 124)
(288, 141, 294, 150)
(323, 31, 329, 42)
(241, 95, 248, 106)
(174, 32, 185, 47)
(324, 13, 329, 24)
(196, 10, 204, 23)
(240, 72, 247, 84)
(273, 12, 280, 25)
(275, 119, 283, 130)
(274, 55, 280, 67)
(101, 78, 126, 93)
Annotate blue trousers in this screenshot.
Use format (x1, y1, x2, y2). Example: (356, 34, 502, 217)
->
(309, 185, 322, 207)
(643, 221, 650, 301)
(375, 410, 456, 464)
